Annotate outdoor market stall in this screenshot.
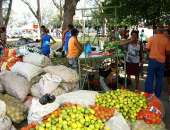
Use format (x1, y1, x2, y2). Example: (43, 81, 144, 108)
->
(0, 40, 167, 130)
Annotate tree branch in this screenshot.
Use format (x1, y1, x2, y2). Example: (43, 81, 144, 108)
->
(52, 0, 60, 9)
(21, 0, 38, 19)
(5, 0, 13, 26)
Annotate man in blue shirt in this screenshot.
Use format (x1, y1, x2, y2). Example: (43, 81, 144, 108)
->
(64, 24, 74, 54)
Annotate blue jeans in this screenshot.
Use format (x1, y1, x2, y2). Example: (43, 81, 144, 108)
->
(145, 59, 165, 97)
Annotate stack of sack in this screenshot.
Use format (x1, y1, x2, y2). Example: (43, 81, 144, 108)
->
(10, 52, 50, 85)
(0, 48, 81, 129)
(0, 71, 30, 125)
(0, 51, 80, 128)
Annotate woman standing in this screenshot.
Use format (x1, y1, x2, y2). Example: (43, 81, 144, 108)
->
(41, 28, 56, 57)
(67, 28, 82, 69)
(120, 30, 141, 90)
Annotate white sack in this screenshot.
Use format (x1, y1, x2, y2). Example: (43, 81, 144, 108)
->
(52, 87, 66, 96)
(11, 62, 43, 82)
(0, 100, 6, 117)
(131, 120, 167, 130)
(105, 113, 130, 130)
(55, 90, 98, 107)
(23, 53, 50, 67)
(0, 116, 12, 130)
(16, 46, 29, 56)
(31, 83, 41, 98)
(44, 65, 79, 83)
(31, 73, 62, 97)
(61, 82, 79, 92)
(27, 98, 59, 124)
(10, 125, 17, 130)
(0, 71, 30, 101)
(0, 82, 4, 92)
(38, 73, 62, 95)
(0, 94, 27, 123)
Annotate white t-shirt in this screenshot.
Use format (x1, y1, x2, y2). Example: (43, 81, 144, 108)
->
(126, 43, 140, 63)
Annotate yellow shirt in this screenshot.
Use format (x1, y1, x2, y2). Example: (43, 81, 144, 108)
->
(67, 36, 81, 58)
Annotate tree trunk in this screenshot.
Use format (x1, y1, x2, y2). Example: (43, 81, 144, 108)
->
(37, 0, 42, 38)
(59, 0, 63, 22)
(5, 0, 13, 27)
(0, 0, 13, 45)
(0, 0, 3, 25)
(62, 0, 79, 32)
(37, 0, 41, 25)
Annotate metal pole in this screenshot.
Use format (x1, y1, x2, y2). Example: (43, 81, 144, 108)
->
(124, 54, 127, 88)
(78, 58, 82, 89)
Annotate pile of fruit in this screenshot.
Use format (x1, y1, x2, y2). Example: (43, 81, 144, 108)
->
(22, 103, 110, 130)
(96, 89, 147, 121)
(90, 105, 115, 120)
(22, 90, 165, 130)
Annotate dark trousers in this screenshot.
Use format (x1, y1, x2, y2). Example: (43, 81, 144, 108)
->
(145, 59, 165, 97)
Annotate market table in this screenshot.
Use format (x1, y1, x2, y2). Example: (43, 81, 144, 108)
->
(78, 51, 115, 89)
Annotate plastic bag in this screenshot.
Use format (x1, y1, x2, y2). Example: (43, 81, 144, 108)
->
(137, 93, 165, 124)
(27, 98, 59, 124)
(146, 94, 165, 118)
(23, 53, 50, 67)
(105, 113, 130, 130)
(0, 116, 12, 130)
(0, 71, 30, 101)
(11, 62, 44, 82)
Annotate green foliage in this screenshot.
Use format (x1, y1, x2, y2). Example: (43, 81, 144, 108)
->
(47, 14, 62, 28)
(100, 0, 170, 26)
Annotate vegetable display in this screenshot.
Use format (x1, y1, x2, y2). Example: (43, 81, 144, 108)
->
(96, 89, 147, 121)
(21, 90, 165, 130)
(22, 103, 107, 130)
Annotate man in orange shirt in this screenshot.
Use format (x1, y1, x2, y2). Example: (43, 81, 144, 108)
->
(145, 27, 170, 97)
